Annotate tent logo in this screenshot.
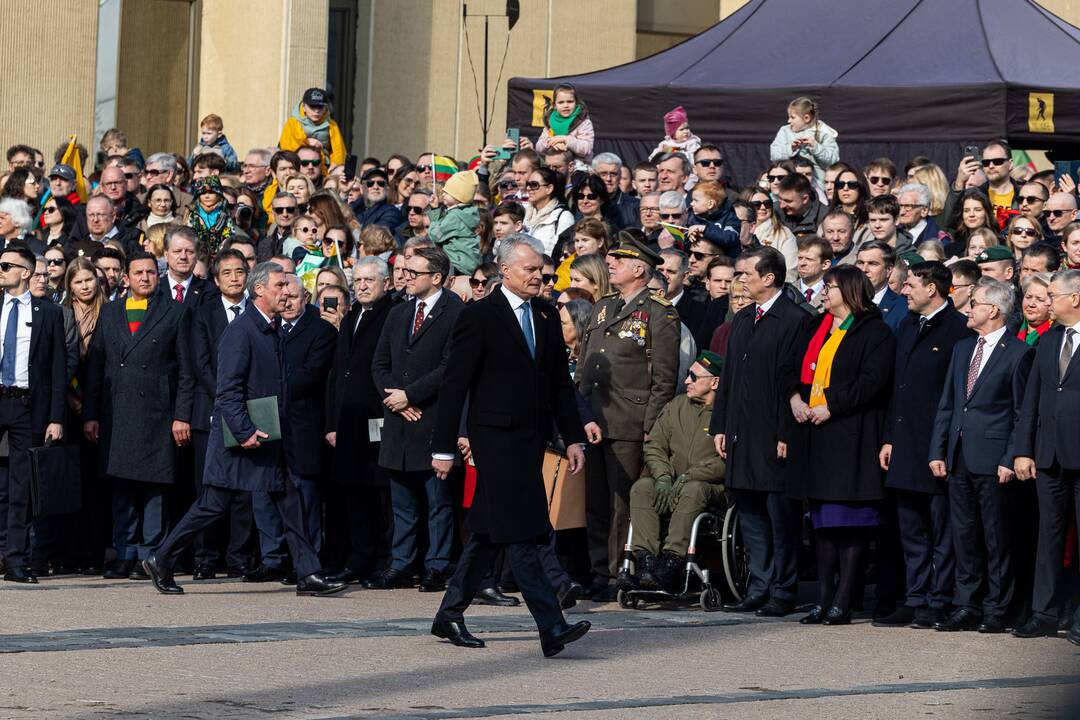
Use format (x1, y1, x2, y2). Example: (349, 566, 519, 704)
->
(1029, 92, 1054, 134)
(532, 89, 553, 127)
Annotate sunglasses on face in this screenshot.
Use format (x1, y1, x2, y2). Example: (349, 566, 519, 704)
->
(686, 370, 704, 382)
(749, 199, 772, 209)
(696, 158, 723, 167)
(46, 258, 65, 266)
(1018, 195, 1045, 205)
(299, 159, 321, 167)
(982, 157, 1008, 167)
(542, 273, 556, 284)
(407, 205, 426, 214)
(767, 174, 787, 182)
(1047, 209, 1072, 218)
(526, 181, 550, 191)
(659, 212, 682, 220)
(867, 175, 892, 185)
(0, 262, 30, 273)
(123, 172, 137, 179)
(144, 169, 163, 177)
(416, 164, 432, 173)
(498, 180, 518, 190)
(296, 226, 318, 234)
(577, 192, 598, 201)
(296, 203, 308, 214)
(469, 277, 484, 288)
(1012, 227, 1038, 238)
(273, 205, 296, 214)
(834, 180, 860, 191)
(43, 206, 58, 215)
(365, 180, 387, 188)
(690, 250, 717, 261)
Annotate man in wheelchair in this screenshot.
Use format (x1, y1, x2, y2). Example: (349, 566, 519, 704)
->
(620, 351, 726, 593)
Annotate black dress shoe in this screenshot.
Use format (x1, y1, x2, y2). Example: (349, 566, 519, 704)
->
(129, 563, 150, 580)
(3, 566, 38, 584)
(432, 620, 485, 648)
(192, 565, 217, 581)
(872, 606, 917, 627)
(590, 583, 618, 603)
(723, 593, 768, 613)
(242, 564, 285, 583)
(80, 564, 102, 576)
(822, 606, 851, 626)
(327, 567, 364, 584)
(102, 559, 134, 579)
(419, 569, 447, 592)
(296, 573, 347, 596)
(1067, 619, 1080, 647)
(226, 566, 249, 579)
(912, 607, 946, 629)
(474, 587, 520, 606)
(557, 581, 583, 610)
(363, 567, 415, 589)
(1012, 615, 1059, 638)
(496, 581, 520, 594)
(539, 620, 591, 658)
(143, 556, 183, 594)
(934, 607, 982, 632)
(977, 617, 1008, 634)
(280, 573, 297, 586)
(756, 598, 796, 617)
(799, 605, 825, 624)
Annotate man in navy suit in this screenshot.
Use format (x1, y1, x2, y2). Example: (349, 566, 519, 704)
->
(929, 278, 1033, 633)
(143, 261, 343, 597)
(157, 226, 214, 308)
(1013, 269, 1080, 645)
(877, 261, 974, 628)
(0, 244, 67, 583)
(857, 241, 907, 334)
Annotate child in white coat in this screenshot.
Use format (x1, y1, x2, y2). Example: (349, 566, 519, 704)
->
(769, 97, 839, 187)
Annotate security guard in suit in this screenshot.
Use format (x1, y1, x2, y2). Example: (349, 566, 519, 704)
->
(575, 236, 681, 601)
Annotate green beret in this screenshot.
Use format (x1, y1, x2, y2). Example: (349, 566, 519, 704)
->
(900, 251, 924, 267)
(608, 236, 664, 268)
(976, 245, 1014, 264)
(695, 350, 724, 376)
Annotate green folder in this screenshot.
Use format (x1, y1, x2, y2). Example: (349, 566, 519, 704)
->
(222, 396, 282, 448)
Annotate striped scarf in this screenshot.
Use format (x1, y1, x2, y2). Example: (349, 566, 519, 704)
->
(126, 297, 148, 334)
(801, 313, 853, 407)
(1017, 318, 1052, 346)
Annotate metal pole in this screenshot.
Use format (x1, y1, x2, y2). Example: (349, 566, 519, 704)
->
(483, 15, 490, 147)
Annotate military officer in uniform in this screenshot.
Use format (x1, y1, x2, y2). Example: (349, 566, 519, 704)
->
(576, 235, 681, 601)
(622, 351, 726, 593)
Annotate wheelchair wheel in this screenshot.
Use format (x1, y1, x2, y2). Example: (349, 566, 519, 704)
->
(699, 586, 722, 612)
(617, 589, 639, 609)
(721, 504, 750, 601)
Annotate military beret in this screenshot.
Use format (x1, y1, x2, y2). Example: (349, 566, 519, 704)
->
(695, 350, 724, 376)
(608, 235, 664, 268)
(976, 245, 1014, 264)
(900, 251, 924, 267)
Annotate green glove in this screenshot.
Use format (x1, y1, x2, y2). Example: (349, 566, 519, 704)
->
(670, 474, 689, 512)
(652, 476, 673, 513)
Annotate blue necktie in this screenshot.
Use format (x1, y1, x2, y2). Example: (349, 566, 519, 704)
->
(1, 298, 18, 387)
(519, 301, 535, 358)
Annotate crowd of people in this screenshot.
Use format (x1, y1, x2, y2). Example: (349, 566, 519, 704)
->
(0, 84, 1077, 650)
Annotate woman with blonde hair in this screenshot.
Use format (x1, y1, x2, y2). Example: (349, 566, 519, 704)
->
(568, 252, 611, 301)
(1004, 214, 1043, 260)
(909, 164, 949, 219)
(285, 174, 316, 209)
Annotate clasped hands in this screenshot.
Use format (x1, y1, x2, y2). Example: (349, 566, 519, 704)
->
(652, 474, 687, 514)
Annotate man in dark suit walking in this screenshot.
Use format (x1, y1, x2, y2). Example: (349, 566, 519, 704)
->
(877, 261, 974, 628)
(929, 278, 1033, 633)
(143, 261, 344, 597)
(83, 252, 195, 580)
(188, 249, 254, 579)
(430, 233, 591, 658)
(1013, 269, 1080, 644)
(709, 246, 810, 617)
(370, 246, 464, 592)
(0, 244, 67, 583)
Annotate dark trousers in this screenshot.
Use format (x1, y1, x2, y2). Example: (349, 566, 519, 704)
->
(585, 439, 643, 581)
(192, 430, 253, 569)
(1032, 465, 1080, 621)
(482, 530, 571, 591)
(1004, 479, 1039, 621)
(436, 532, 564, 633)
(0, 395, 35, 567)
(734, 488, 800, 602)
(389, 469, 454, 573)
(895, 488, 954, 609)
(949, 451, 1013, 617)
(159, 483, 321, 578)
(322, 476, 393, 574)
(112, 479, 168, 562)
(252, 473, 321, 566)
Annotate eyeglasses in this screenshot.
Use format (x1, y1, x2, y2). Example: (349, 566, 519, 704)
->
(0, 262, 30, 273)
(898, 203, 926, 211)
(32, 271, 48, 279)
(659, 212, 682, 220)
(542, 273, 556, 284)
(951, 282, 974, 290)
(686, 370, 703, 382)
(767, 174, 787, 182)
(597, 171, 619, 178)
(981, 157, 1008, 167)
(824, 283, 841, 292)
(1018, 195, 1045, 205)
(1011, 227, 1038, 238)
(299, 159, 321, 167)
(749, 199, 772, 209)
(468, 277, 484, 288)
(403, 268, 437, 278)
(690, 250, 717, 261)
(123, 172, 138, 179)
(970, 300, 996, 308)
(640, 206, 659, 214)
(86, 213, 112, 220)
(525, 181, 549, 191)
(102, 180, 124, 187)
(834, 180, 860, 191)
(46, 258, 65, 266)
(144, 169, 163, 177)
(241, 162, 267, 170)
(365, 180, 387, 188)
(867, 175, 892, 185)
(296, 226, 318, 234)
(576, 192, 598, 201)
(42, 206, 58, 215)
(273, 205, 296, 214)
(407, 205, 426, 215)
(696, 158, 723, 167)
(498, 180, 518, 190)
(1046, 209, 1072, 218)
(415, 164, 432, 173)
(1048, 291, 1078, 301)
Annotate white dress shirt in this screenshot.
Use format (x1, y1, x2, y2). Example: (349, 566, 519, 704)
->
(873, 286, 888, 305)
(971, 325, 1008, 380)
(756, 289, 782, 317)
(0, 291, 33, 388)
(798, 278, 824, 300)
(1060, 320, 1080, 363)
(413, 289, 443, 327)
(220, 295, 247, 323)
(919, 300, 949, 324)
(167, 274, 193, 301)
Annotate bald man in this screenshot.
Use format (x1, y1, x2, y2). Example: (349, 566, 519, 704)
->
(1044, 192, 1077, 243)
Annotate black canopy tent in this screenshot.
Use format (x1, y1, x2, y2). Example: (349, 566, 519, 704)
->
(507, 0, 1080, 183)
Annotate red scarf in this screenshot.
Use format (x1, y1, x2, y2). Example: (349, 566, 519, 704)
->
(800, 313, 835, 384)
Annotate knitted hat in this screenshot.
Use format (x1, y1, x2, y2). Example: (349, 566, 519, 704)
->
(443, 170, 479, 205)
(664, 106, 689, 137)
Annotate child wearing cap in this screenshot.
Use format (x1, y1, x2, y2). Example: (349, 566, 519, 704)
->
(278, 88, 347, 170)
(649, 106, 701, 162)
(427, 170, 482, 275)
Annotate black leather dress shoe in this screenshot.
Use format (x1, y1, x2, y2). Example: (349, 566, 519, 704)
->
(192, 565, 216, 581)
(80, 564, 102, 577)
(143, 555, 183, 594)
(1012, 615, 1059, 638)
(3, 566, 38, 584)
(977, 616, 1008, 634)
(557, 581, 583, 610)
(280, 573, 297, 586)
(418, 569, 447, 592)
(1067, 619, 1080, 647)
(226, 566, 249, 579)
(129, 563, 150, 580)
(872, 606, 916, 627)
(934, 607, 982, 632)
(327, 567, 365, 584)
(799, 605, 825, 624)
(102, 559, 134, 579)
(539, 620, 591, 658)
(431, 620, 485, 648)
(497, 581, 520, 594)
(296, 573, 347, 596)
(363, 568, 415, 589)
(242, 564, 285, 583)
(756, 598, 796, 617)
(474, 587, 520, 607)
(723, 593, 768, 613)
(822, 606, 851, 626)
(912, 607, 946, 629)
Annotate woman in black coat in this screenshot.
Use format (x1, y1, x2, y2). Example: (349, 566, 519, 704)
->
(789, 265, 895, 625)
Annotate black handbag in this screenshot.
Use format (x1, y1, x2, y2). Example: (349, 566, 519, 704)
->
(29, 440, 81, 516)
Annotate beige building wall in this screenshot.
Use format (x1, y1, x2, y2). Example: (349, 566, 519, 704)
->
(0, 1, 97, 163)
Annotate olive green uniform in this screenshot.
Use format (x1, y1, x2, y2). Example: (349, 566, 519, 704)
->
(576, 286, 681, 578)
(629, 393, 726, 556)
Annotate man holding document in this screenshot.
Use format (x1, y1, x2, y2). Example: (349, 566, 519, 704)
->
(144, 261, 345, 597)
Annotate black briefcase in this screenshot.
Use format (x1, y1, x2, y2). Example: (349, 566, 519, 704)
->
(29, 441, 81, 516)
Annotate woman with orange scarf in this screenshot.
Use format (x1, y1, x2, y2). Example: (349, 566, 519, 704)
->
(789, 265, 896, 626)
